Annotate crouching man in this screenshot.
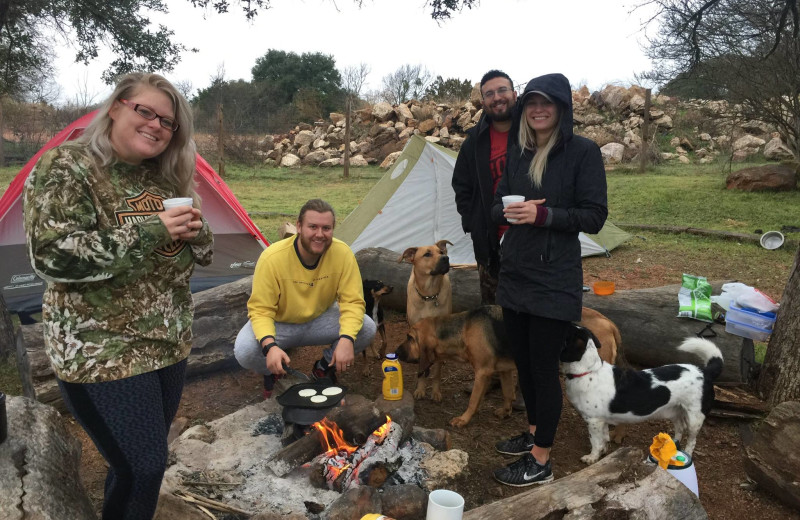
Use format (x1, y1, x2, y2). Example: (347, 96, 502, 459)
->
(234, 198, 376, 397)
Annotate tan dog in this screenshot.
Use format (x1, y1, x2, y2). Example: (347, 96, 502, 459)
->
(399, 240, 453, 326)
(395, 305, 624, 429)
(399, 240, 453, 399)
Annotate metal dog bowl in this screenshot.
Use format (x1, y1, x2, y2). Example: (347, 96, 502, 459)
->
(760, 231, 784, 250)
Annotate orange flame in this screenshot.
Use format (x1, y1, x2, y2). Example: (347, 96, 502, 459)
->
(372, 415, 392, 439)
(312, 417, 358, 457)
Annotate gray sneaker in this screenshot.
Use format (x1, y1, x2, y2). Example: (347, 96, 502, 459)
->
(495, 431, 535, 456)
(494, 453, 553, 487)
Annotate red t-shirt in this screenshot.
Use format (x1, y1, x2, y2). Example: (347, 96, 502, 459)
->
(489, 126, 510, 240)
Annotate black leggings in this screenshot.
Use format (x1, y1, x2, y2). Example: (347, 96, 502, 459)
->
(502, 309, 569, 449)
(58, 359, 187, 520)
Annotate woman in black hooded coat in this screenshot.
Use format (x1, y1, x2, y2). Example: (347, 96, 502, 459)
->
(490, 73, 608, 486)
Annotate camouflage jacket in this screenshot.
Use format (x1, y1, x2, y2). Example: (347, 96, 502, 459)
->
(23, 143, 214, 383)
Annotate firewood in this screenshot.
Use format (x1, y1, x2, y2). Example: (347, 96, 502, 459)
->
(267, 430, 325, 477)
(268, 398, 389, 478)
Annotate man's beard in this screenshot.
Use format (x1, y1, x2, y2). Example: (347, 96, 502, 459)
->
(300, 233, 330, 258)
(486, 104, 513, 122)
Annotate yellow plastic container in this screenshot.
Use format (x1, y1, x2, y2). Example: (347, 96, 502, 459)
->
(360, 515, 394, 520)
(382, 353, 403, 401)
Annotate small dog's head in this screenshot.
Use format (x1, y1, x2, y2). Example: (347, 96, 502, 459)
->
(398, 240, 452, 276)
(363, 279, 394, 300)
(394, 321, 436, 377)
(560, 324, 602, 364)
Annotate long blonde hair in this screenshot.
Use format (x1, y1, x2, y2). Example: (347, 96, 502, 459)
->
(78, 73, 197, 199)
(518, 107, 561, 188)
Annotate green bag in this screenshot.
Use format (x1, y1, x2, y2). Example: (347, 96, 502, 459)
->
(677, 274, 713, 322)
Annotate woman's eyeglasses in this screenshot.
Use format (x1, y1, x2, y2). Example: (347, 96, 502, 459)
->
(119, 99, 179, 132)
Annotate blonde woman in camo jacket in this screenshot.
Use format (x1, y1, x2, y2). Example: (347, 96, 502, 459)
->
(23, 72, 213, 520)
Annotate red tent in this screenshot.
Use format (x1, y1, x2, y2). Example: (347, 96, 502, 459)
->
(0, 111, 268, 314)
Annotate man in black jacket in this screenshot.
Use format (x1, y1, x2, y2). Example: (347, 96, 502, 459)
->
(452, 70, 517, 304)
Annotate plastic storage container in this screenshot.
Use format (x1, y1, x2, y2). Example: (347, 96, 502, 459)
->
(725, 319, 771, 342)
(727, 302, 776, 330)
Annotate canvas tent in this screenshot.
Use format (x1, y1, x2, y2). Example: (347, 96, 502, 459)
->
(0, 111, 268, 315)
(336, 134, 630, 264)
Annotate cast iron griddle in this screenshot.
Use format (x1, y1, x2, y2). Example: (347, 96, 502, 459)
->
(276, 382, 347, 409)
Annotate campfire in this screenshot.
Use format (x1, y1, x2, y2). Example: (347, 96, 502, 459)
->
(311, 415, 401, 491)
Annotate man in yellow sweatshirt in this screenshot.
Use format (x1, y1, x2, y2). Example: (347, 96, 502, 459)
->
(234, 199, 375, 397)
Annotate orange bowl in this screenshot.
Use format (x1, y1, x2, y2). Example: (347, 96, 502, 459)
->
(592, 281, 615, 296)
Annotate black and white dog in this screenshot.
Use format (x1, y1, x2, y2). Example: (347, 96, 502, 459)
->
(560, 325, 723, 464)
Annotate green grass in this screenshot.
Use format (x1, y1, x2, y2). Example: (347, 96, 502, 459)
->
(0, 166, 17, 198)
(220, 164, 385, 243)
(607, 161, 800, 233)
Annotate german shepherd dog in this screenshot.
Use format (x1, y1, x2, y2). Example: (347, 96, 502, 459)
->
(396, 305, 625, 429)
(396, 305, 515, 427)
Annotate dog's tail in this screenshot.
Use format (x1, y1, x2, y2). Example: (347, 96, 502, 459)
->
(677, 337, 724, 381)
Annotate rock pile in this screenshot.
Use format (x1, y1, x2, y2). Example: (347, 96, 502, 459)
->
(252, 84, 796, 169)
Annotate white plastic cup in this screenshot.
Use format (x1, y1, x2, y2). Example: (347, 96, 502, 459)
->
(426, 489, 464, 520)
(162, 197, 193, 210)
(502, 195, 525, 223)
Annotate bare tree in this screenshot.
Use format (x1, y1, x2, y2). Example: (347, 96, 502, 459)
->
(381, 64, 433, 105)
(640, 0, 800, 157)
(175, 80, 195, 101)
(340, 63, 371, 178)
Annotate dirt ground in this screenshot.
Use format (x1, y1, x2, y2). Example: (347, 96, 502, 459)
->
(64, 246, 800, 519)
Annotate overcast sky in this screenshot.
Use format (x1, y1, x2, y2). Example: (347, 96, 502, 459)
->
(53, 0, 656, 104)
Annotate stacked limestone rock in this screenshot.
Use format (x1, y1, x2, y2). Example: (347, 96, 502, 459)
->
(256, 84, 795, 168)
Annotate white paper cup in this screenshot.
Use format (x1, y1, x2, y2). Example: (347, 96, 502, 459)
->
(162, 197, 193, 210)
(426, 489, 464, 520)
(502, 195, 525, 223)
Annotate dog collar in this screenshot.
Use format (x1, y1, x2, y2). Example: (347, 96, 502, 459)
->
(414, 285, 440, 306)
(566, 372, 591, 379)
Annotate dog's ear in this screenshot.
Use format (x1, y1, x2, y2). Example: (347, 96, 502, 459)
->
(399, 247, 417, 263)
(435, 240, 453, 254)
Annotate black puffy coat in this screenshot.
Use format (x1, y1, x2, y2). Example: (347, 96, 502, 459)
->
(491, 73, 608, 322)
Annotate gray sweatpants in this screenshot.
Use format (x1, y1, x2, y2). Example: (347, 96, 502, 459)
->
(234, 303, 376, 375)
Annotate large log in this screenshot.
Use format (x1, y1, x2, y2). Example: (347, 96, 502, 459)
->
(14, 276, 255, 412)
(0, 396, 96, 520)
(355, 247, 753, 383)
(582, 282, 755, 383)
(463, 447, 706, 520)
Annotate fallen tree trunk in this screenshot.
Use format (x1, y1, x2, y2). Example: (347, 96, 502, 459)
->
(582, 282, 755, 383)
(463, 447, 706, 519)
(0, 396, 96, 520)
(356, 247, 754, 383)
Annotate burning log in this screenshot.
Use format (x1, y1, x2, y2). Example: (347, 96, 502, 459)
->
(268, 397, 386, 477)
(327, 398, 386, 445)
(314, 418, 402, 492)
